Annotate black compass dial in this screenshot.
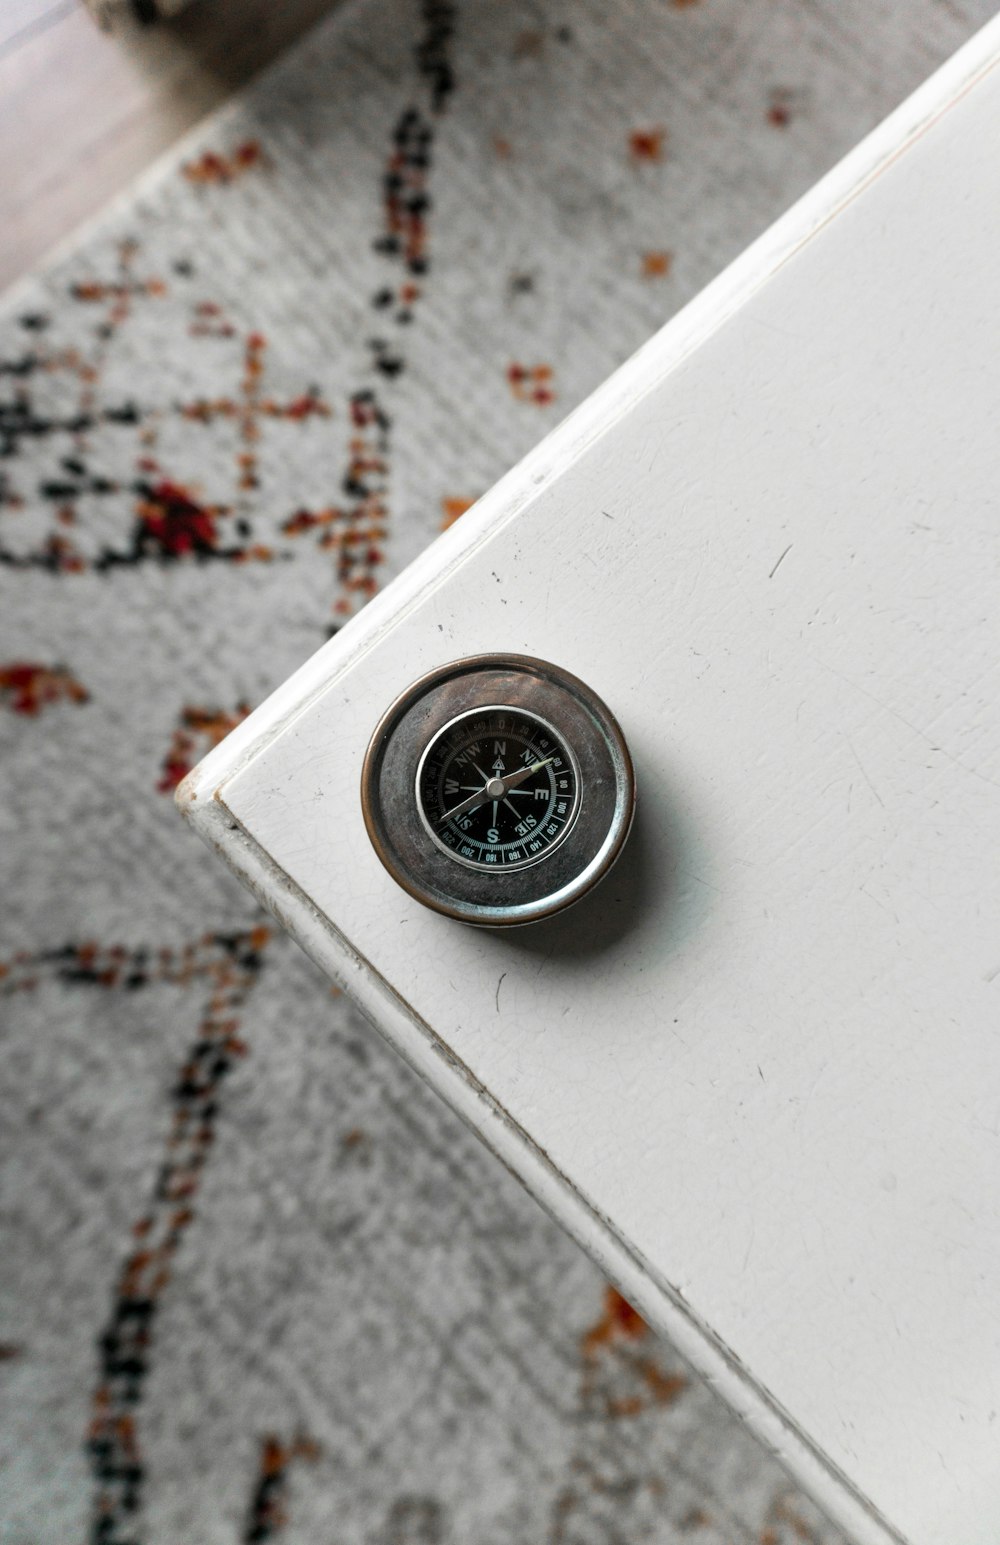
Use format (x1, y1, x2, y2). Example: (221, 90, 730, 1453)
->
(417, 707, 579, 870)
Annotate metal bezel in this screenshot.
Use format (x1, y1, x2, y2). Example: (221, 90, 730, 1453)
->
(414, 703, 582, 873)
(360, 654, 635, 927)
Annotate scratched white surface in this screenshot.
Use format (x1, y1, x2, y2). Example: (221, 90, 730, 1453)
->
(187, 29, 1000, 1545)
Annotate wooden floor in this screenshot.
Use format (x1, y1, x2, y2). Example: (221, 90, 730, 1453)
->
(0, 0, 339, 294)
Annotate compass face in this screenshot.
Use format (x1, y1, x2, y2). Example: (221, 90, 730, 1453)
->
(417, 706, 579, 871)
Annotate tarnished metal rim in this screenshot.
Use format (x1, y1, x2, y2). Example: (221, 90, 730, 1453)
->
(360, 654, 636, 927)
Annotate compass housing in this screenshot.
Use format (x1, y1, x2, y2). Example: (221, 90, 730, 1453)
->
(360, 654, 635, 926)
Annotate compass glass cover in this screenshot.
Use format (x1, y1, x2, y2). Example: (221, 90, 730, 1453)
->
(416, 706, 579, 871)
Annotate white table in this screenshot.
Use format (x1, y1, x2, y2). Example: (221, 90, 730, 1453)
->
(179, 19, 1000, 1545)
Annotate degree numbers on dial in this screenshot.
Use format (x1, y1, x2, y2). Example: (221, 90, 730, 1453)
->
(418, 710, 578, 871)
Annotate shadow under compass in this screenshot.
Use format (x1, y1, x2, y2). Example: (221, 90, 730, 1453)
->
(481, 758, 715, 971)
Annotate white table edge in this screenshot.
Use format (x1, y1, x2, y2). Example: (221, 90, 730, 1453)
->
(176, 18, 1000, 1544)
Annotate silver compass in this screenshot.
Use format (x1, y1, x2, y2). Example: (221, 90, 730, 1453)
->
(361, 654, 635, 926)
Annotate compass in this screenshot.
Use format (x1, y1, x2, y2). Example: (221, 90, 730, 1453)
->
(361, 654, 635, 926)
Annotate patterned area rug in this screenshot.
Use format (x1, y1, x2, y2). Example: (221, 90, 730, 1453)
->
(1, 2, 991, 1541)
